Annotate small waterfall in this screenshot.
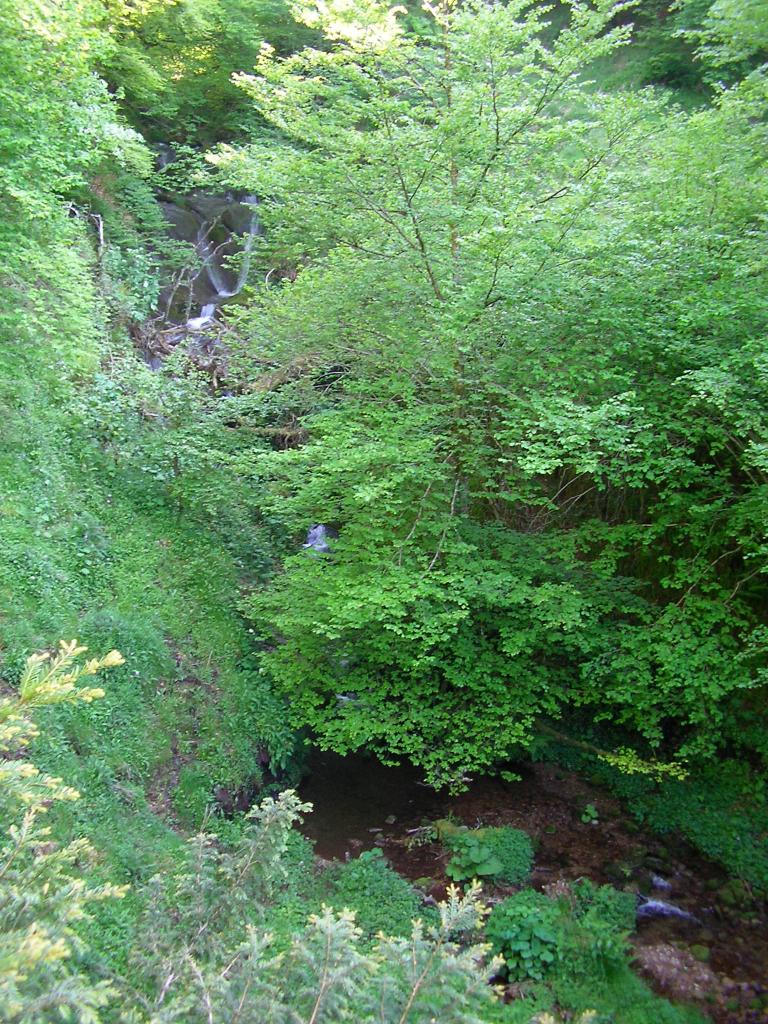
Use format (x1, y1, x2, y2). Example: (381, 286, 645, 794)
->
(232, 195, 261, 296)
(186, 303, 217, 331)
(195, 228, 236, 299)
(303, 525, 335, 554)
(651, 873, 673, 893)
(194, 195, 261, 306)
(155, 143, 176, 169)
(158, 186, 262, 335)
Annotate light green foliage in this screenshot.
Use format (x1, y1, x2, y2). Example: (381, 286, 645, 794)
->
(486, 882, 634, 984)
(553, 881, 635, 983)
(92, 0, 319, 143)
(0, 0, 297, 980)
(1, 658, 505, 1024)
(133, 789, 313, 984)
(676, 0, 768, 69)
(548, 737, 768, 892)
(132, 847, 501, 1023)
(0, 643, 126, 1024)
(446, 827, 534, 885)
(447, 833, 506, 883)
(569, 879, 636, 934)
(1, 0, 767, 1020)
(219, 0, 768, 787)
(486, 891, 561, 982)
(628, 763, 768, 893)
(580, 803, 599, 824)
(549, 968, 706, 1024)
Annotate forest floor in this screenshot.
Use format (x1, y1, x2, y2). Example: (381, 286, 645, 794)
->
(299, 753, 768, 1024)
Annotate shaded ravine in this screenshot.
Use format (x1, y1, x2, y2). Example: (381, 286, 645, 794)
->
(298, 751, 768, 1024)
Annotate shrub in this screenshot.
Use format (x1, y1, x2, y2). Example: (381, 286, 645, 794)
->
(446, 826, 534, 885)
(486, 890, 560, 982)
(0, 642, 127, 1022)
(327, 848, 426, 940)
(487, 881, 635, 985)
(570, 879, 636, 934)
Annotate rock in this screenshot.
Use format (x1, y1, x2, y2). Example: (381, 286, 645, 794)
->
(385, 814, 396, 825)
(643, 855, 669, 872)
(605, 861, 628, 883)
(155, 142, 176, 168)
(159, 202, 203, 243)
(186, 193, 233, 222)
(634, 943, 719, 1002)
(222, 198, 258, 235)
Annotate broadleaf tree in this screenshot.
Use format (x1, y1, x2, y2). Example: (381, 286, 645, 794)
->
(214, 0, 768, 787)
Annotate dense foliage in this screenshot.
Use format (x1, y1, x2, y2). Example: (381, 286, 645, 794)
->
(1, 0, 767, 1019)
(215, 0, 768, 787)
(2, 648, 711, 1023)
(444, 826, 534, 884)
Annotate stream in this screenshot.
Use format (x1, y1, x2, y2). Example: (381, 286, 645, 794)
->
(158, 188, 261, 325)
(298, 751, 768, 1024)
(135, 144, 264, 372)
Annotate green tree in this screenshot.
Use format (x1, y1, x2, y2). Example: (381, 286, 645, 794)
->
(676, 0, 768, 70)
(91, 0, 319, 143)
(131, 869, 500, 1023)
(214, 0, 768, 786)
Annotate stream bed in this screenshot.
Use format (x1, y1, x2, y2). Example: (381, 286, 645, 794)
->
(298, 751, 768, 1024)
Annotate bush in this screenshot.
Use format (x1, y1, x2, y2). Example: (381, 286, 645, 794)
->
(570, 878, 636, 934)
(486, 882, 706, 1022)
(547, 739, 768, 895)
(327, 848, 426, 940)
(446, 826, 534, 885)
(486, 882, 635, 985)
(486, 890, 560, 982)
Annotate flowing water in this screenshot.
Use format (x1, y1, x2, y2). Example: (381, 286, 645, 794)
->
(297, 751, 768, 1023)
(189, 193, 261, 318)
(154, 144, 262, 327)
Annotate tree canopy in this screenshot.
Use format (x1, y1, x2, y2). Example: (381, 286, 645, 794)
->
(203, 0, 768, 784)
